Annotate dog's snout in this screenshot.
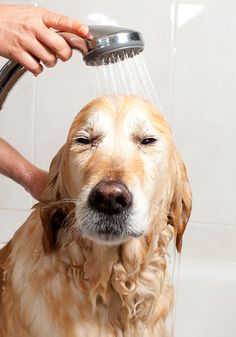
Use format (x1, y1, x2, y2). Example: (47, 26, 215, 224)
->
(89, 181, 132, 214)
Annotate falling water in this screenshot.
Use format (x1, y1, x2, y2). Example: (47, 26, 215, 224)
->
(91, 52, 163, 112)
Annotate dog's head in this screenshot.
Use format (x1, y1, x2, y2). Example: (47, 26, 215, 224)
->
(40, 96, 191, 253)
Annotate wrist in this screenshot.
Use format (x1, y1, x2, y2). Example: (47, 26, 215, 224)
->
(21, 165, 48, 201)
(16, 161, 37, 191)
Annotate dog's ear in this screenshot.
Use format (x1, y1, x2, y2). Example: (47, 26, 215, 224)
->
(168, 149, 192, 253)
(40, 145, 71, 252)
(40, 204, 69, 252)
(43, 145, 66, 201)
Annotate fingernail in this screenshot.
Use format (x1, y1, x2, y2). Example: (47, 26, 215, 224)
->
(87, 32, 94, 40)
(33, 67, 43, 77)
(80, 24, 89, 35)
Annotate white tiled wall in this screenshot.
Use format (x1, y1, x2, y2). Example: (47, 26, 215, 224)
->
(0, 1, 235, 336)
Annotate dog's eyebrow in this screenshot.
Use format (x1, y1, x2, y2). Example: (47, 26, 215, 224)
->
(73, 110, 112, 134)
(74, 126, 95, 134)
(74, 125, 106, 137)
(128, 117, 158, 135)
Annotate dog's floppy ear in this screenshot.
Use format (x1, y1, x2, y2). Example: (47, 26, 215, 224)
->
(168, 149, 192, 253)
(40, 145, 72, 252)
(40, 204, 69, 252)
(42, 144, 67, 202)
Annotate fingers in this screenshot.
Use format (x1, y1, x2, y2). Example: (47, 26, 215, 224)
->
(58, 32, 88, 55)
(0, 4, 93, 75)
(16, 28, 73, 75)
(42, 11, 93, 40)
(36, 27, 72, 62)
(24, 38, 58, 68)
(16, 52, 43, 76)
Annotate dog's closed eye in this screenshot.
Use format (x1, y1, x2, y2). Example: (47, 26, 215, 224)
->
(140, 137, 157, 145)
(75, 137, 91, 145)
(74, 134, 103, 148)
(132, 134, 158, 147)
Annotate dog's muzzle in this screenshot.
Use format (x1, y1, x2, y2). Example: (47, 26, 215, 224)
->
(79, 180, 137, 244)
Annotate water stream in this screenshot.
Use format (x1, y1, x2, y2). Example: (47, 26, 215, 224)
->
(91, 52, 163, 112)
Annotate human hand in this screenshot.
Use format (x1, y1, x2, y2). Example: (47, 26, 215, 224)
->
(0, 4, 92, 75)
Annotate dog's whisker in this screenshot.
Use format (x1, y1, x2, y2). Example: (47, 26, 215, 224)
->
(59, 211, 77, 243)
(41, 198, 78, 207)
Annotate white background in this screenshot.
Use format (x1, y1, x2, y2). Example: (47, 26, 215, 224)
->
(0, 1, 236, 336)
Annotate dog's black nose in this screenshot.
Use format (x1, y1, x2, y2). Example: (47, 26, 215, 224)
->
(89, 181, 132, 214)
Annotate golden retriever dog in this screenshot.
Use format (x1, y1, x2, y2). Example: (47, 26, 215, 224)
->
(0, 96, 191, 337)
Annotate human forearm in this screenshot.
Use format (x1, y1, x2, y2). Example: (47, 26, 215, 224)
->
(0, 138, 48, 200)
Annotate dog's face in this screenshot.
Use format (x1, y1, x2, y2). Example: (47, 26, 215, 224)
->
(41, 96, 191, 251)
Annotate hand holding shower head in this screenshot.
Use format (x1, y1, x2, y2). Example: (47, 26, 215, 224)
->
(0, 25, 144, 110)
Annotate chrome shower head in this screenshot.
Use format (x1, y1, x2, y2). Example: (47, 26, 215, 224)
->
(83, 25, 144, 66)
(0, 25, 145, 110)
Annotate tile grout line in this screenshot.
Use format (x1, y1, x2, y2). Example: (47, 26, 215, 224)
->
(31, 62, 38, 208)
(189, 221, 236, 228)
(0, 207, 31, 212)
(30, 0, 41, 207)
(168, 0, 177, 129)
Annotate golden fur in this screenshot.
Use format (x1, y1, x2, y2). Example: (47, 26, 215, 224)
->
(0, 96, 191, 337)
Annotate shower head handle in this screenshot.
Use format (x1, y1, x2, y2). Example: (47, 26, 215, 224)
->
(60, 25, 144, 65)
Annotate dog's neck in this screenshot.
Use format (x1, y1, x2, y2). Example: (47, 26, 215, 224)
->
(57, 223, 173, 329)
(1, 207, 174, 336)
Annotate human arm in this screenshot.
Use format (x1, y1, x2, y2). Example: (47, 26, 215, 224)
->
(0, 138, 48, 201)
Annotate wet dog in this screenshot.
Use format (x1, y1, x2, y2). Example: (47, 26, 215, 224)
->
(0, 96, 191, 337)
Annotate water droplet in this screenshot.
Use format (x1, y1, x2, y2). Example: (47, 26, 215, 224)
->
(33, 249, 39, 257)
(2, 270, 7, 282)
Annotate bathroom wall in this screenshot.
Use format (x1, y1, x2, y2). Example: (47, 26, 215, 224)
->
(0, 1, 236, 336)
